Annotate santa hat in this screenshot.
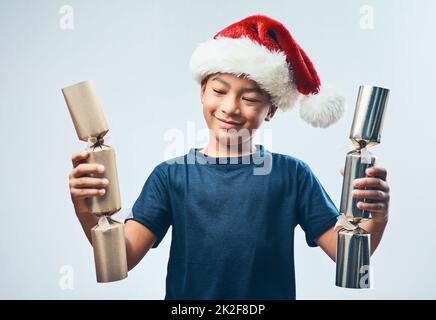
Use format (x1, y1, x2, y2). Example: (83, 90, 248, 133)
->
(189, 14, 345, 128)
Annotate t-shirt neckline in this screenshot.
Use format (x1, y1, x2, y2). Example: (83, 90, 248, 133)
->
(188, 144, 265, 166)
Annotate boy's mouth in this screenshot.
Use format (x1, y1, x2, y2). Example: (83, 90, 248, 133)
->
(215, 116, 243, 128)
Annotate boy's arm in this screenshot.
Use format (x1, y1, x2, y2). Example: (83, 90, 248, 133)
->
(315, 219, 388, 262)
(70, 151, 158, 271)
(316, 166, 390, 262)
(124, 220, 158, 271)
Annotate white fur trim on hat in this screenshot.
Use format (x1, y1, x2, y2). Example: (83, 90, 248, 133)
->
(189, 36, 300, 110)
(299, 85, 346, 128)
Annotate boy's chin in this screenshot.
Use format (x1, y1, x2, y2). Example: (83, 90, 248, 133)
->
(214, 129, 240, 137)
(213, 127, 254, 134)
(213, 130, 252, 146)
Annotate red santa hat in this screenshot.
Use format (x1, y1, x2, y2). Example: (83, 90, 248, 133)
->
(189, 14, 345, 128)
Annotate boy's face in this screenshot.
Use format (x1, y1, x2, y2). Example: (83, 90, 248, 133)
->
(200, 72, 277, 147)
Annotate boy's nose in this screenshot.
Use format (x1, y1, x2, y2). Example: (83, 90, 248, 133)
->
(220, 99, 241, 115)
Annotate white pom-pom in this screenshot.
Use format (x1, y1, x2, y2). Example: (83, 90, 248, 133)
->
(299, 85, 346, 128)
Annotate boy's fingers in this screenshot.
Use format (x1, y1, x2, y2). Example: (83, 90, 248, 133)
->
(70, 177, 109, 189)
(365, 166, 387, 181)
(71, 163, 105, 178)
(339, 166, 344, 176)
(72, 150, 90, 168)
(70, 188, 106, 199)
(354, 177, 389, 192)
(352, 189, 389, 201)
(357, 201, 387, 212)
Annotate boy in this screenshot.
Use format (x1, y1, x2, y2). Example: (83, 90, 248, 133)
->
(68, 15, 390, 299)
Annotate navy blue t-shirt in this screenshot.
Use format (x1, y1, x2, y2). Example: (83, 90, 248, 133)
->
(126, 145, 339, 300)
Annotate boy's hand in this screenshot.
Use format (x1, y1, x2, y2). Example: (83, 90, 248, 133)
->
(69, 150, 108, 216)
(340, 166, 390, 224)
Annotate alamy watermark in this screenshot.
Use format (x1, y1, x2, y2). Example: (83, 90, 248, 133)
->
(360, 5, 375, 30)
(59, 265, 74, 290)
(59, 5, 74, 30)
(359, 264, 373, 289)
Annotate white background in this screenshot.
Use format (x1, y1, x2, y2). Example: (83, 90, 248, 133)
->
(0, 0, 435, 299)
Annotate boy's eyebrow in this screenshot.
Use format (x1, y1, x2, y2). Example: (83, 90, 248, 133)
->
(211, 76, 265, 95)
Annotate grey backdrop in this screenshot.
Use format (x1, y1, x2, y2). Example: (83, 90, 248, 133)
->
(1, 0, 435, 299)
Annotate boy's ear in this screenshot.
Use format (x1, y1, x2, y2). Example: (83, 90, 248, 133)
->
(265, 104, 278, 122)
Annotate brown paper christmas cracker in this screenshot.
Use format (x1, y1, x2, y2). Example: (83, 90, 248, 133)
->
(91, 218, 128, 282)
(62, 80, 121, 217)
(85, 143, 121, 217)
(62, 80, 128, 283)
(62, 80, 109, 141)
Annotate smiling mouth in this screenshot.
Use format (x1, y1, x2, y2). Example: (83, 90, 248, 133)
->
(215, 117, 242, 126)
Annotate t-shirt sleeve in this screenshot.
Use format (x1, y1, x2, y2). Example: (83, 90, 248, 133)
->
(125, 165, 172, 248)
(296, 162, 339, 247)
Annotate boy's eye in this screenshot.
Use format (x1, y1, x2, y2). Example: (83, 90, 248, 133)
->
(243, 98, 259, 103)
(212, 89, 259, 103)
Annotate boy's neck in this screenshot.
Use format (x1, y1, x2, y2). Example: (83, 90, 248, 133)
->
(200, 140, 257, 157)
